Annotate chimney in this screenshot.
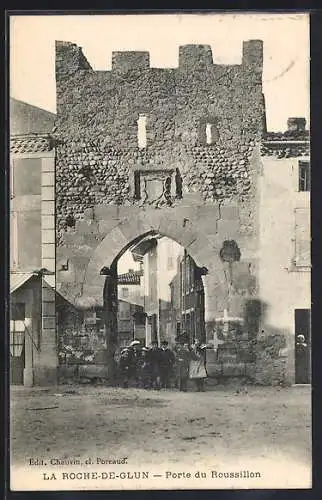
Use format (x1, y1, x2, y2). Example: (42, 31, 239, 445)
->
(287, 117, 306, 133)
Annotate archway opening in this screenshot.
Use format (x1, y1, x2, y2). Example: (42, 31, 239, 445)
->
(103, 232, 206, 354)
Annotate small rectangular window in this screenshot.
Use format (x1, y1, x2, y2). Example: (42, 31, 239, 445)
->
(202, 121, 219, 145)
(134, 171, 141, 200)
(206, 123, 213, 145)
(299, 161, 310, 192)
(122, 288, 129, 298)
(137, 115, 147, 149)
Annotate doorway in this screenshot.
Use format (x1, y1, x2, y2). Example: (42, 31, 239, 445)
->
(10, 302, 26, 385)
(295, 309, 311, 384)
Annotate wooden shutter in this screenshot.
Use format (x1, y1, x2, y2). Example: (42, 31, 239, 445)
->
(295, 208, 310, 267)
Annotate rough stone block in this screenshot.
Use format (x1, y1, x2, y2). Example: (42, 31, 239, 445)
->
(41, 286, 56, 302)
(165, 205, 199, 227)
(217, 219, 240, 240)
(83, 207, 95, 221)
(41, 186, 55, 201)
(33, 366, 58, 386)
(41, 201, 55, 215)
(57, 267, 75, 284)
(42, 229, 55, 244)
(42, 301, 56, 316)
(159, 216, 198, 249)
(58, 365, 78, 380)
(206, 363, 222, 377)
(80, 284, 105, 308)
(118, 206, 140, 221)
(222, 362, 245, 377)
(61, 231, 84, 247)
(41, 157, 55, 173)
(185, 238, 216, 266)
(42, 172, 55, 187)
(197, 204, 220, 224)
(75, 220, 99, 235)
(98, 219, 122, 235)
(43, 317, 56, 329)
(82, 233, 104, 248)
(42, 215, 55, 230)
(94, 204, 119, 221)
(140, 210, 164, 233)
(118, 220, 143, 245)
(220, 203, 239, 220)
(72, 265, 87, 286)
(42, 243, 55, 259)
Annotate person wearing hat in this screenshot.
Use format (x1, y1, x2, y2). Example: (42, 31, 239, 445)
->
(128, 339, 142, 387)
(295, 333, 309, 384)
(148, 340, 163, 390)
(118, 347, 132, 388)
(174, 334, 193, 392)
(160, 340, 175, 389)
(139, 347, 153, 389)
(190, 339, 208, 392)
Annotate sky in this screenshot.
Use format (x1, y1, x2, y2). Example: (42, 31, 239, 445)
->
(10, 12, 310, 132)
(118, 250, 140, 274)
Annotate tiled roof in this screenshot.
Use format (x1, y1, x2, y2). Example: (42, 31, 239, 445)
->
(117, 271, 142, 285)
(261, 130, 310, 158)
(264, 130, 310, 142)
(10, 135, 54, 154)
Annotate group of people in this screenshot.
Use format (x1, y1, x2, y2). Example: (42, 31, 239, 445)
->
(117, 336, 208, 392)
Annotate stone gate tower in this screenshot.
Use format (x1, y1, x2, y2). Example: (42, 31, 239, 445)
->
(55, 40, 266, 366)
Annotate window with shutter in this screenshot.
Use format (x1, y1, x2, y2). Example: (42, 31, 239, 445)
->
(13, 158, 42, 196)
(294, 208, 310, 267)
(298, 161, 310, 192)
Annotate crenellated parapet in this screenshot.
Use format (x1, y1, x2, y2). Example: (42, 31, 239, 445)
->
(55, 39, 265, 239)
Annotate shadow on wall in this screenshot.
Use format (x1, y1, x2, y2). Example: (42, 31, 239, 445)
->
(205, 298, 291, 386)
(245, 298, 291, 386)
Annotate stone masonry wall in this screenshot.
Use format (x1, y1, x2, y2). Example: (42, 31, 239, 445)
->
(54, 40, 276, 382)
(55, 40, 265, 236)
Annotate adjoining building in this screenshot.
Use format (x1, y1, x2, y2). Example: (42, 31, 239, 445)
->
(117, 269, 145, 347)
(259, 118, 310, 384)
(10, 98, 56, 386)
(130, 235, 206, 347)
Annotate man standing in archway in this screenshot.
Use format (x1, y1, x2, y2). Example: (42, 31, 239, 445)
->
(160, 340, 175, 389)
(148, 340, 163, 390)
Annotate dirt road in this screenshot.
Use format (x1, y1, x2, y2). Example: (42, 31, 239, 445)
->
(10, 384, 311, 489)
